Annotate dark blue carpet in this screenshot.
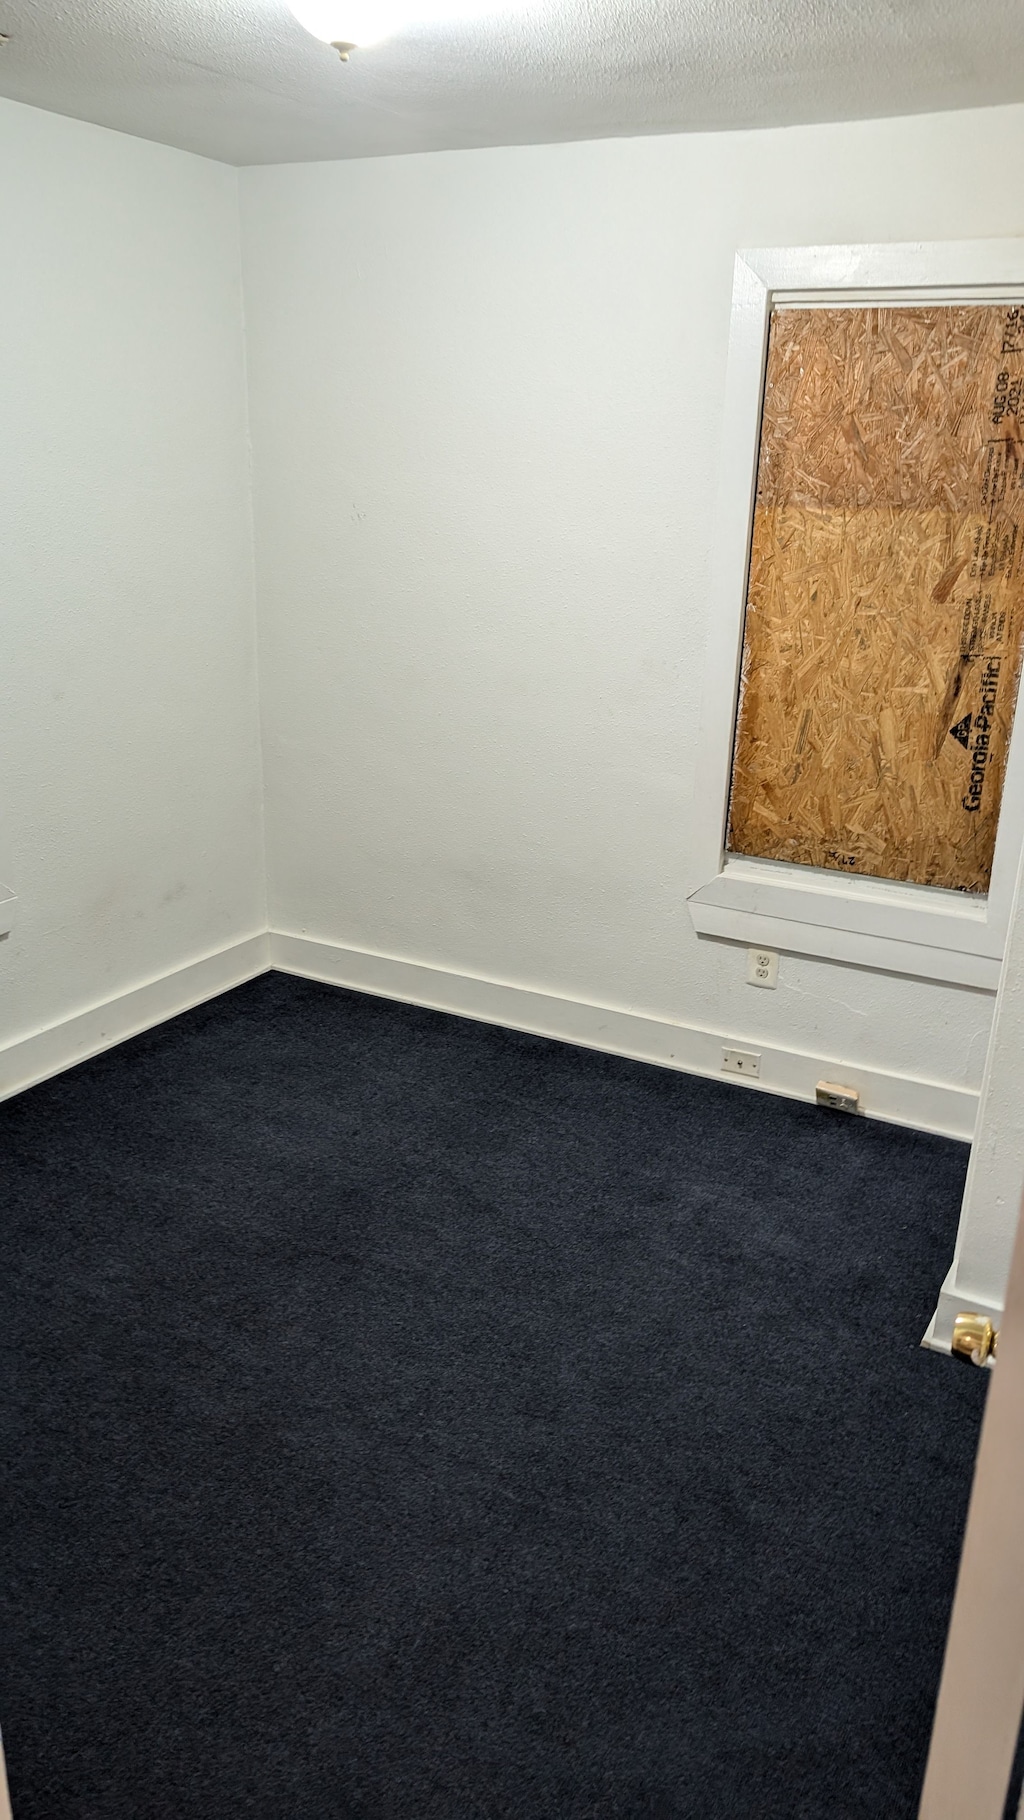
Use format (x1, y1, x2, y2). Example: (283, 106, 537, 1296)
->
(0, 970, 986, 1818)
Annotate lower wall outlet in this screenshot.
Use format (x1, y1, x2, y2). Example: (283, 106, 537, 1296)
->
(816, 1080, 861, 1113)
(722, 1047, 761, 1078)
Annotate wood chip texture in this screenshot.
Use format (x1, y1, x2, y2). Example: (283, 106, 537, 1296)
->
(727, 303, 1024, 891)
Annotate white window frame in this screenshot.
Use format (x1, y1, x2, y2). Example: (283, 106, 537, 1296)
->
(688, 240, 1024, 991)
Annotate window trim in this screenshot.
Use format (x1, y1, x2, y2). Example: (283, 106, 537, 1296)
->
(688, 240, 1024, 991)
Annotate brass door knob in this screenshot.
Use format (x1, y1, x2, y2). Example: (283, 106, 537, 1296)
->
(951, 1312, 999, 1367)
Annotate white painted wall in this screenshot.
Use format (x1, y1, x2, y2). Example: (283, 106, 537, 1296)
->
(239, 103, 1024, 1111)
(0, 100, 264, 1056)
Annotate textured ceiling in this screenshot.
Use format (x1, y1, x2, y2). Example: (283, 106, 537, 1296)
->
(0, 0, 1021, 166)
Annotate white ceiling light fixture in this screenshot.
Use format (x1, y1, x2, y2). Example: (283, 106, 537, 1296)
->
(288, 0, 390, 57)
(288, 0, 500, 57)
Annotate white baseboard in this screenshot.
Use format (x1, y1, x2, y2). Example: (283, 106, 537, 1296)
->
(0, 927, 979, 1144)
(0, 932, 270, 1104)
(269, 931, 979, 1142)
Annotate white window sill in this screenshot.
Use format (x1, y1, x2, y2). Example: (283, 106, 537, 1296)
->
(688, 858, 1000, 989)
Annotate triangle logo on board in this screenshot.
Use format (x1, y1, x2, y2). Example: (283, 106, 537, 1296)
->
(949, 714, 973, 749)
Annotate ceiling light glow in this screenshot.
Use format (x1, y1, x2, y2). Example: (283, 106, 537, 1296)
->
(289, 0, 498, 51)
(289, 0, 392, 49)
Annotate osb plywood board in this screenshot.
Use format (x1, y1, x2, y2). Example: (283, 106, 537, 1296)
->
(727, 302, 1024, 892)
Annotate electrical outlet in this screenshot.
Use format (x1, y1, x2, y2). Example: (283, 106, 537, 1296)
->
(747, 947, 778, 988)
(816, 1080, 861, 1114)
(722, 1047, 761, 1078)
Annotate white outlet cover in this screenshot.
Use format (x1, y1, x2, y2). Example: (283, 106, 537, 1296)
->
(722, 1047, 761, 1078)
(747, 947, 779, 988)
